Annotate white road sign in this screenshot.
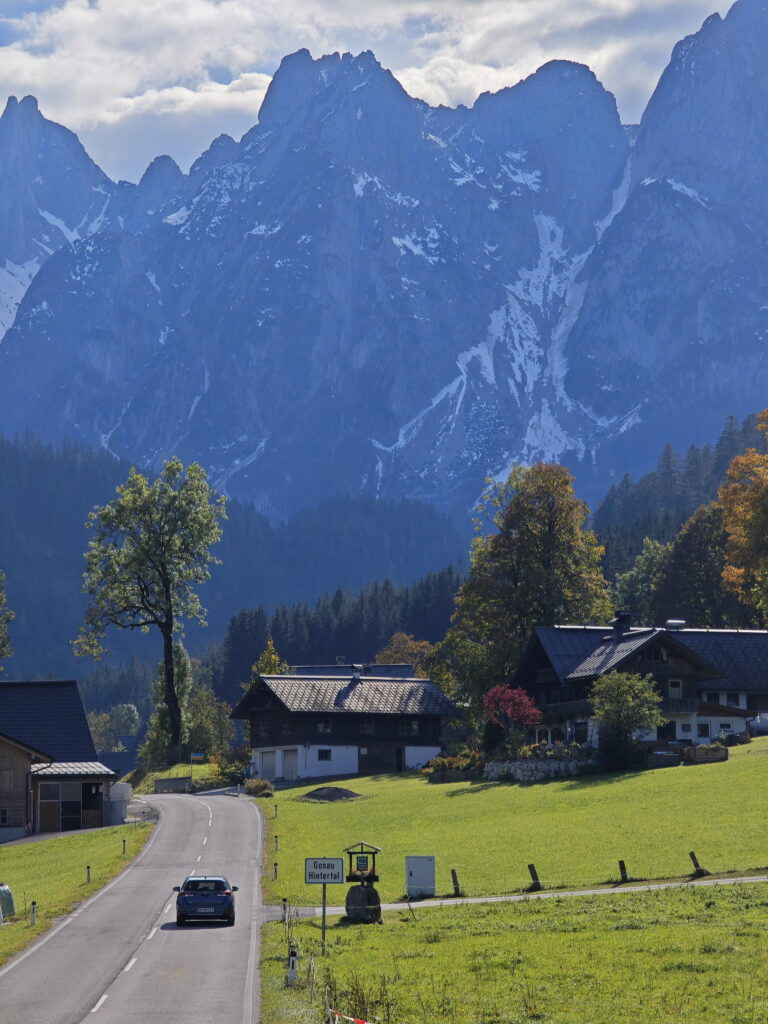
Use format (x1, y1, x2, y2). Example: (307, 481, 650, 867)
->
(305, 857, 344, 884)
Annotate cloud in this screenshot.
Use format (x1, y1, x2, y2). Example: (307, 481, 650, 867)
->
(0, 0, 727, 180)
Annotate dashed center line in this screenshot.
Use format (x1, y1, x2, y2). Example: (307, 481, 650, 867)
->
(196, 855, 202, 863)
(147, 927, 157, 941)
(123, 957, 137, 973)
(90, 994, 108, 1013)
(163, 902, 172, 914)
(203, 836, 208, 846)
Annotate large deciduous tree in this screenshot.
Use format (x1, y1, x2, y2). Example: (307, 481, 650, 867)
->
(590, 670, 665, 770)
(0, 569, 13, 670)
(718, 410, 768, 621)
(433, 463, 611, 717)
(75, 458, 226, 758)
(374, 632, 433, 677)
(613, 537, 670, 626)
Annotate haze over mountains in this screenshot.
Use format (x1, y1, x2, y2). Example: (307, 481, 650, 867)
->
(0, 0, 767, 520)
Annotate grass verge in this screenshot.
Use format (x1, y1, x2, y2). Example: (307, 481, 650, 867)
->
(0, 822, 153, 965)
(125, 762, 236, 794)
(262, 882, 768, 1023)
(259, 737, 768, 905)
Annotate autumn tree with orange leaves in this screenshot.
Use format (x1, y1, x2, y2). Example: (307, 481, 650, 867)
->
(718, 409, 768, 620)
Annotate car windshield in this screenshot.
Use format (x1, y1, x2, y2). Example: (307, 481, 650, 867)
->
(183, 879, 228, 892)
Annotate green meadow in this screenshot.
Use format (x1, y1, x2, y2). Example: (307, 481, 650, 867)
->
(262, 883, 768, 1024)
(0, 822, 153, 964)
(259, 738, 768, 905)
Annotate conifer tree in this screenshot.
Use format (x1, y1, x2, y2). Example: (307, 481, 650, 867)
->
(244, 637, 288, 691)
(651, 504, 757, 627)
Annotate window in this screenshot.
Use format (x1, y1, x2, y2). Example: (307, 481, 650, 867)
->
(668, 679, 682, 693)
(726, 692, 740, 707)
(719, 723, 733, 732)
(317, 749, 332, 762)
(706, 692, 720, 704)
(360, 719, 376, 735)
(697, 723, 710, 739)
(316, 719, 332, 735)
(399, 719, 419, 736)
(282, 721, 291, 736)
(681, 723, 692, 733)
(39, 783, 59, 801)
(0, 809, 8, 825)
(258, 720, 269, 738)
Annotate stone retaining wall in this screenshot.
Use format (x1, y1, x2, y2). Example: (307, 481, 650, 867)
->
(484, 757, 598, 782)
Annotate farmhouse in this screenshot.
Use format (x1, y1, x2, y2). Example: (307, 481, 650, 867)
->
(519, 615, 764, 746)
(0, 680, 116, 841)
(232, 663, 458, 781)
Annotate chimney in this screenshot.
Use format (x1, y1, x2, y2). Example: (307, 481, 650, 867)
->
(609, 610, 632, 638)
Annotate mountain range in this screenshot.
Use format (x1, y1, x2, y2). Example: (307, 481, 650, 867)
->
(0, 0, 767, 520)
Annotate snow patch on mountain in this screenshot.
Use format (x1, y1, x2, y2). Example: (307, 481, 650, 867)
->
(0, 258, 39, 340)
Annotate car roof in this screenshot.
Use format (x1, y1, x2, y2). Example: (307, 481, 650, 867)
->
(183, 875, 229, 881)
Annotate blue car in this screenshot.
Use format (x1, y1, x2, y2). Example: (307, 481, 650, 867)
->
(173, 875, 238, 926)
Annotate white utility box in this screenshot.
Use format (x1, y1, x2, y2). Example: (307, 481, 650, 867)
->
(405, 855, 435, 898)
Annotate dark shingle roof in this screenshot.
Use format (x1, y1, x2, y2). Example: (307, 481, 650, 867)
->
(535, 626, 653, 681)
(535, 625, 768, 691)
(0, 730, 52, 761)
(565, 629, 659, 679)
(0, 680, 97, 762)
(255, 675, 457, 716)
(669, 630, 768, 692)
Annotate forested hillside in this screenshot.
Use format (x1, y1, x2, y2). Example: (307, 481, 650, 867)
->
(594, 414, 767, 577)
(210, 568, 461, 705)
(0, 435, 464, 678)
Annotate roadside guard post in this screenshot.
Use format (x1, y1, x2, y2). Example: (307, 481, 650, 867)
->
(305, 857, 344, 955)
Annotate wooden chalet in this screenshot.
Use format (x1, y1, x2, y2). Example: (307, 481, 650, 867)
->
(232, 664, 458, 781)
(0, 680, 116, 841)
(518, 614, 764, 746)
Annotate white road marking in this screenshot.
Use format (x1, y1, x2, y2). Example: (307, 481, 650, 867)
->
(147, 927, 157, 941)
(203, 837, 208, 846)
(90, 995, 108, 1013)
(164, 902, 172, 914)
(123, 957, 137, 973)
(196, 855, 202, 863)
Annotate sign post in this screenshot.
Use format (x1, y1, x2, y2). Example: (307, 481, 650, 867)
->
(305, 857, 344, 955)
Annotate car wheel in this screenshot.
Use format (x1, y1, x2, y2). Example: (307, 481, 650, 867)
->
(176, 914, 186, 927)
(226, 915, 235, 927)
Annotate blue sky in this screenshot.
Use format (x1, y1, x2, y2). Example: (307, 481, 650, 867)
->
(0, 0, 726, 182)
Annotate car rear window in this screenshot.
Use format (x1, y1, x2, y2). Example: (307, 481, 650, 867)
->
(184, 879, 228, 892)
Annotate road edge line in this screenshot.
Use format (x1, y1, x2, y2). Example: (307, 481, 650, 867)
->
(0, 803, 165, 979)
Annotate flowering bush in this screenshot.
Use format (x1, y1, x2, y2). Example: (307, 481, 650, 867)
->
(422, 749, 484, 776)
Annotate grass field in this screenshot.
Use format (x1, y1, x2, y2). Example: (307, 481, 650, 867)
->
(259, 737, 768, 905)
(0, 822, 153, 965)
(262, 882, 768, 1024)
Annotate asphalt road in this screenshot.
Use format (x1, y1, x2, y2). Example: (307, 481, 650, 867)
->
(0, 793, 263, 1024)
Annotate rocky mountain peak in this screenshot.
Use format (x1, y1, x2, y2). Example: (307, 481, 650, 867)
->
(632, 0, 768, 230)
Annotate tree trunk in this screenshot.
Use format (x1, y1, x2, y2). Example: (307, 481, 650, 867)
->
(162, 625, 183, 763)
